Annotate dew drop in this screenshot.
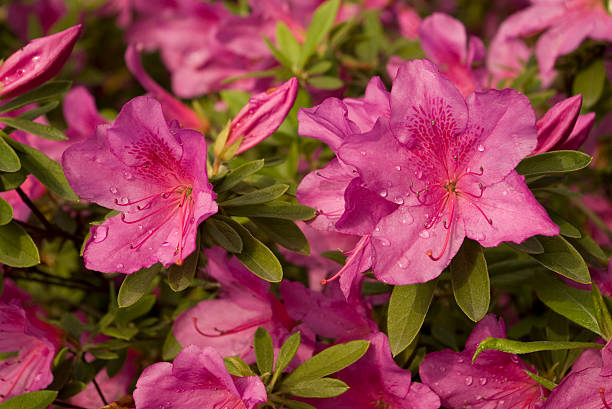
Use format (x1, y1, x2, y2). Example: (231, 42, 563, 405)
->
(123, 171, 134, 180)
(378, 189, 388, 198)
(510, 355, 519, 363)
(116, 263, 124, 270)
(419, 230, 430, 239)
(395, 165, 401, 171)
(479, 377, 487, 385)
(393, 197, 404, 205)
(379, 238, 390, 247)
(401, 215, 413, 224)
(93, 226, 108, 243)
(416, 170, 423, 179)
(137, 224, 144, 231)
(477, 144, 485, 152)
(502, 190, 508, 196)
(109, 187, 118, 194)
(117, 197, 129, 205)
(375, 226, 381, 233)
(398, 257, 409, 269)
(465, 376, 473, 386)
(360, 151, 367, 156)
(458, 357, 464, 363)
(32, 55, 41, 62)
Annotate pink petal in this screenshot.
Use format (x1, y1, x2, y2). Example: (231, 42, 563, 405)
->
(533, 95, 582, 155)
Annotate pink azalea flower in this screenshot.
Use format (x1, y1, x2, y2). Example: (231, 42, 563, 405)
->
(532, 94, 596, 155)
(0, 25, 82, 99)
(310, 332, 440, 409)
(6, 0, 66, 43)
(420, 314, 547, 408)
(62, 86, 108, 144)
(174, 248, 314, 364)
(489, 0, 612, 85)
(396, 5, 421, 39)
(0, 282, 61, 402)
(418, 13, 487, 96)
(62, 96, 218, 274)
(225, 77, 299, 155)
(582, 193, 612, 248)
(542, 337, 612, 408)
(133, 345, 267, 409)
(337, 59, 559, 284)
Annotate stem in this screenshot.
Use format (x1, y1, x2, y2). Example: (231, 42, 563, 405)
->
(16, 187, 55, 232)
(92, 376, 108, 406)
(267, 368, 282, 393)
(212, 157, 221, 176)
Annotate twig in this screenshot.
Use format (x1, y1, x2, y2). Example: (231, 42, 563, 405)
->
(92, 377, 108, 406)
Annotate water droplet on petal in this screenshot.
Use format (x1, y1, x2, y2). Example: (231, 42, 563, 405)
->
(401, 214, 413, 224)
(502, 190, 508, 196)
(117, 197, 129, 205)
(137, 224, 144, 231)
(360, 151, 367, 156)
(116, 263, 124, 270)
(93, 226, 108, 243)
(379, 238, 390, 247)
(123, 171, 133, 180)
(398, 257, 409, 269)
(477, 144, 485, 152)
(510, 355, 519, 363)
(419, 230, 430, 239)
(465, 376, 473, 386)
(375, 226, 381, 233)
(109, 187, 118, 194)
(479, 377, 487, 385)
(393, 197, 404, 205)
(378, 189, 388, 198)
(32, 55, 41, 62)
(458, 357, 464, 363)
(416, 170, 423, 179)
(395, 165, 401, 171)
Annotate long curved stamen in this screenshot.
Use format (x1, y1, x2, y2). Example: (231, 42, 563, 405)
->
(321, 235, 371, 285)
(175, 190, 191, 265)
(129, 209, 176, 250)
(426, 193, 455, 261)
(317, 208, 344, 217)
(114, 185, 185, 207)
(456, 166, 484, 181)
(424, 194, 449, 229)
(191, 316, 271, 338)
(601, 388, 612, 409)
(458, 193, 493, 225)
(461, 183, 485, 199)
(120, 198, 180, 224)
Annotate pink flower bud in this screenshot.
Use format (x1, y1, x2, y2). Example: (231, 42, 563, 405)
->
(533, 94, 582, 155)
(0, 24, 82, 99)
(226, 77, 298, 155)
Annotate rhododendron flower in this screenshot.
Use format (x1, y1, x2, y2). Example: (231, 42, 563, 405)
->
(0, 25, 82, 99)
(543, 337, 612, 408)
(224, 77, 298, 155)
(337, 59, 559, 284)
(63, 86, 108, 144)
(489, 0, 612, 84)
(418, 13, 487, 96)
(533, 94, 595, 155)
(174, 248, 314, 364)
(133, 345, 267, 409)
(420, 314, 546, 408)
(311, 332, 440, 409)
(62, 96, 217, 274)
(7, 0, 66, 43)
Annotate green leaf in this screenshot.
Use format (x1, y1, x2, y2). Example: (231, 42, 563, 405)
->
(276, 22, 301, 67)
(219, 90, 251, 116)
(568, 234, 609, 267)
(254, 327, 274, 375)
(219, 184, 289, 207)
(0, 117, 67, 141)
(0, 221, 39, 267)
(516, 150, 592, 177)
(307, 76, 344, 90)
(226, 219, 283, 282)
(0, 169, 27, 191)
(117, 294, 156, 323)
(252, 217, 309, 254)
(215, 159, 265, 193)
(450, 239, 490, 322)
(505, 236, 544, 254)
(307, 60, 333, 75)
(0, 391, 58, 409)
(3, 135, 77, 200)
(167, 236, 200, 291)
(224, 356, 256, 377)
(0, 197, 13, 225)
(117, 264, 161, 307)
(473, 337, 602, 363)
(89, 349, 119, 360)
(573, 59, 605, 108)
(162, 330, 183, 361)
(205, 217, 243, 253)
(286, 378, 349, 398)
(282, 340, 369, 386)
(387, 281, 435, 356)
(263, 37, 293, 68)
(225, 201, 316, 221)
(275, 332, 301, 375)
(528, 235, 590, 284)
(298, 0, 341, 68)
(279, 400, 317, 409)
(16, 101, 59, 122)
(549, 212, 581, 238)
(524, 369, 558, 391)
(534, 272, 601, 335)
(0, 136, 21, 172)
(592, 283, 612, 340)
(0, 81, 71, 114)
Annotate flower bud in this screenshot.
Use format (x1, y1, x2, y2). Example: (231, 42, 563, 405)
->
(533, 94, 582, 154)
(0, 24, 82, 99)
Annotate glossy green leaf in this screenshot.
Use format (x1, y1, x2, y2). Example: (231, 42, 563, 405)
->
(0, 136, 21, 172)
(206, 217, 243, 253)
(117, 264, 161, 307)
(219, 184, 289, 207)
(568, 234, 609, 267)
(0, 169, 27, 192)
(16, 101, 59, 122)
(282, 340, 369, 386)
(275, 332, 301, 375)
(592, 284, 612, 340)
(0, 196, 13, 225)
(524, 369, 558, 391)
(254, 327, 274, 375)
(505, 236, 544, 254)
(307, 60, 333, 75)
(516, 150, 591, 177)
(387, 281, 435, 356)
(286, 378, 349, 398)
(225, 201, 316, 221)
(3, 136, 78, 200)
(252, 217, 309, 254)
(224, 356, 256, 377)
(215, 159, 265, 193)
(549, 212, 581, 238)
(573, 59, 605, 108)
(473, 337, 602, 363)
(0, 117, 67, 141)
(167, 236, 200, 291)
(276, 22, 301, 67)
(162, 331, 183, 361)
(0, 221, 40, 267)
(307, 76, 344, 90)
(450, 239, 490, 322)
(263, 37, 293, 68)
(0, 81, 71, 114)
(227, 219, 283, 282)
(298, 0, 341, 68)
(534, 272, 601, 335)
(117, 294, 156, 323)
(529, 235, 590, 284)
(0, 391, 58, 409)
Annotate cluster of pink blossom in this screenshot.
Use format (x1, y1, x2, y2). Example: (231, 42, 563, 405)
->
(0, 0, 611, 408)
